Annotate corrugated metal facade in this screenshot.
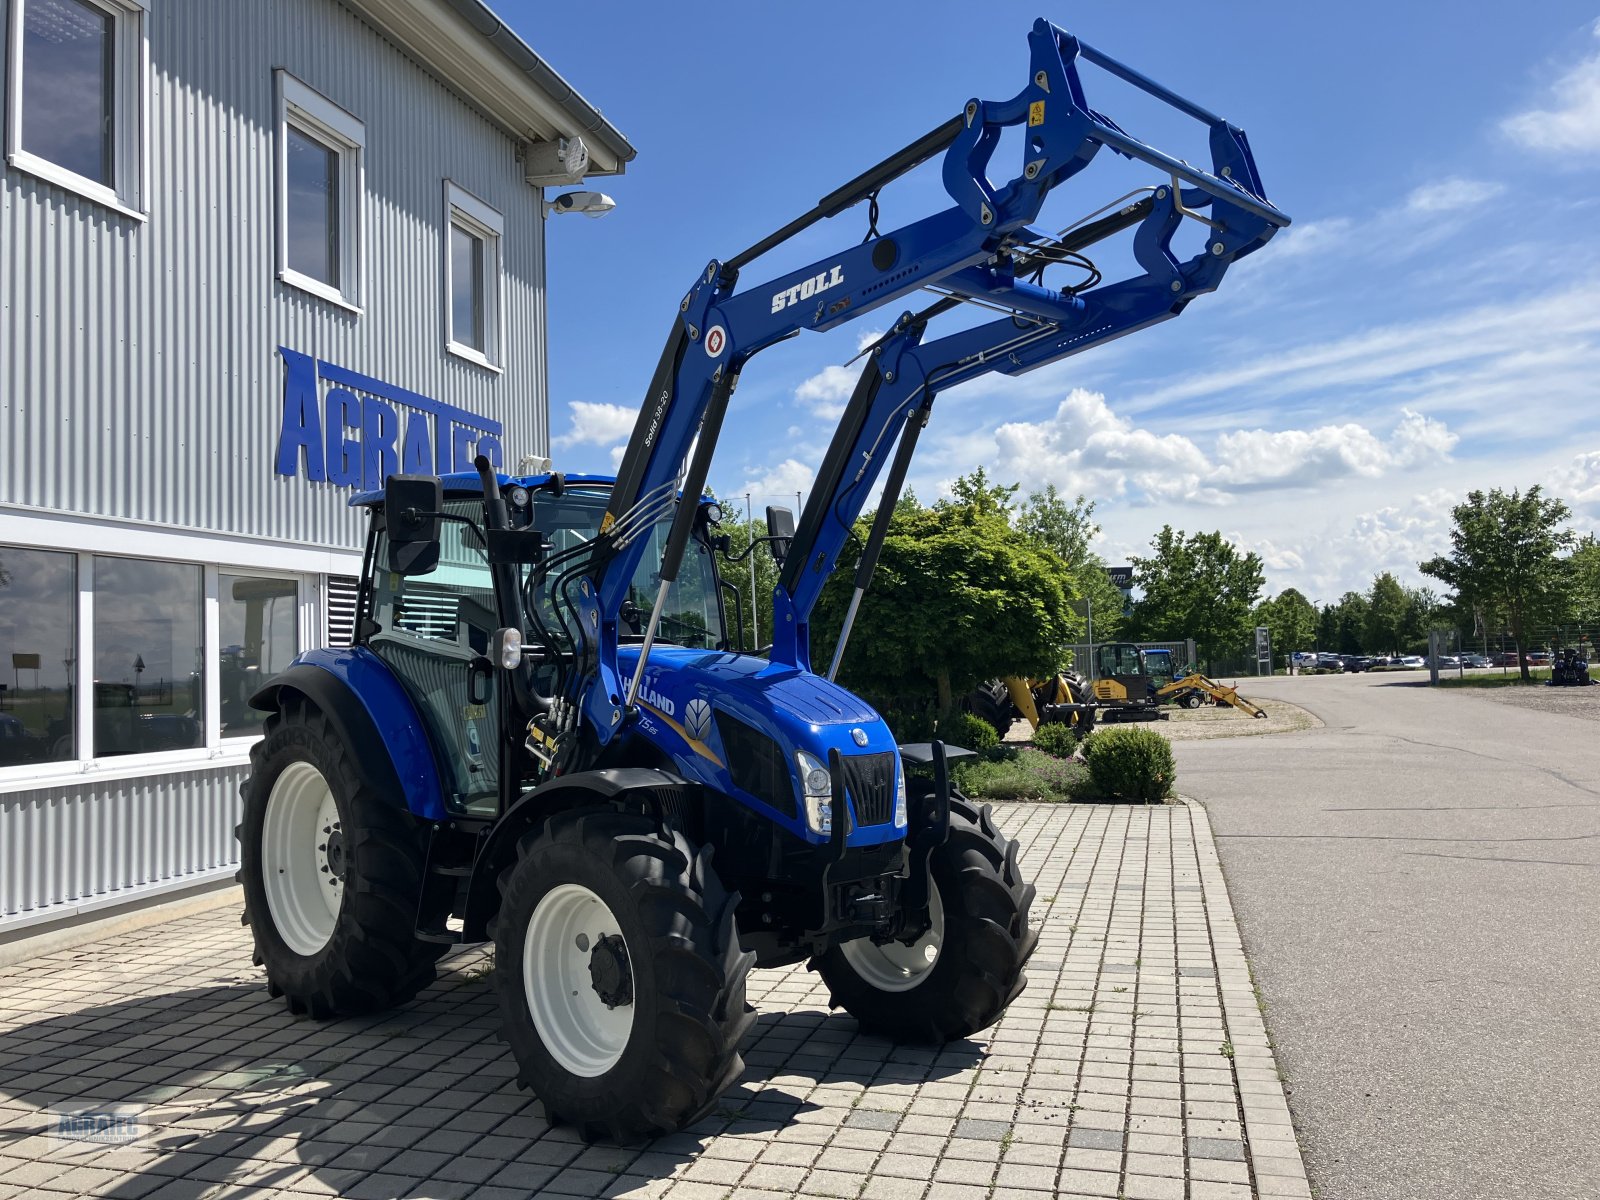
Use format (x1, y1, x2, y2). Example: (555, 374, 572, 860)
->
(0, 0, 548, 551)
(0, 0, 565, 930)
(0, 766, 245, 924)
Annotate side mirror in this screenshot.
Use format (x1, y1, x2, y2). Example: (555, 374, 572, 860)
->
(384, 475, 443, 576)
(765, 506, 796, 566)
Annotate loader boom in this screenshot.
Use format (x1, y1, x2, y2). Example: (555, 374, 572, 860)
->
(534, 18, 1289, 764)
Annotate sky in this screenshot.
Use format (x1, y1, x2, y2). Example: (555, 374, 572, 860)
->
(504, 1, 1600, 607)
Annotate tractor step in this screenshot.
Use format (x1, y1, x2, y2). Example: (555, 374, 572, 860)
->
(415, 927, 462, 945)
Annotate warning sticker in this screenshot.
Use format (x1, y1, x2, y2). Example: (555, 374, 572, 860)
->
(1028, 100, 1046, 127)
(704, 325, 727, 357)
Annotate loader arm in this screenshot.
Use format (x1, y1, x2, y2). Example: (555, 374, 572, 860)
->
(537, 18, 1288, 758)
(776, 176, 1284, 670)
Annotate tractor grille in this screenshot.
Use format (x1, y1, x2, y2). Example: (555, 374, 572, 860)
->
(840, 751, 895, 827)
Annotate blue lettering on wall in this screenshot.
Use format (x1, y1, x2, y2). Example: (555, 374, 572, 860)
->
(275, 349, 505, 486)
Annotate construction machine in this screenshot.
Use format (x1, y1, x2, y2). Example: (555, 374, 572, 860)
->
(237, 19, 1287, 1143)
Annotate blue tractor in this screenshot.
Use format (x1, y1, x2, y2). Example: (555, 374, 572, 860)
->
(238, 20, 1288, 1141)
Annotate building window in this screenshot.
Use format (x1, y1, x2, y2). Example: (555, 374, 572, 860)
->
(5, 0, 145, 214)
(218, 574, 299, 740)
(276, 71, 363, 310)
(444, 181, 503, 368)
(92, 557, 203, 756)
(0, 547, 77, 766)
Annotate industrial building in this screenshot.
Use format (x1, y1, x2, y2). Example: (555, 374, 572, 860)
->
(0, 0, 632, 934)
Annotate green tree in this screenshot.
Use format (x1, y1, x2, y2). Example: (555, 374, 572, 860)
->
(1332, 591, 1370, 654)
(1316, 603, 1339, 652)
(1364, 572, 1408, 655)
(1256, 588, 1318, 669)
(1420, 485, 1575, 680)
(1400, 585, 1441, 652)
(813, 502, 1080, 714)
(1126, 527, 1265, 669)
(938, 466, 1018, 520)
(1016, 486, 1124, 640)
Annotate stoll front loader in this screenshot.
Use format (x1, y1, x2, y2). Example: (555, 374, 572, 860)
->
(238, 20, 1288, 1141)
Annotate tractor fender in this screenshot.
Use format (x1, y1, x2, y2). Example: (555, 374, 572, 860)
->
(461, 766, 700, 943)
(248, 648, 446, 821)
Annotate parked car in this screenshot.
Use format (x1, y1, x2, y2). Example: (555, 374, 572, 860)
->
(1459, 653, 1489, 668)
(1340, 655, 1376, 672)
(1315, 653, 1344, 671)
(1429, 655, 1461, 670)
(1527, 650, 1553, 666)
(1396, 655, 1425, 669)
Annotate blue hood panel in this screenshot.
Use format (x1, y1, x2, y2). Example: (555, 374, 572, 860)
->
(617, 645, 903, 847)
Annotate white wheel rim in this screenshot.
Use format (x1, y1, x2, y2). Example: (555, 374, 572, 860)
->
(841, 880, 945, 992)
(261, 761, 344, 956)
(524, 883, 635, 1077)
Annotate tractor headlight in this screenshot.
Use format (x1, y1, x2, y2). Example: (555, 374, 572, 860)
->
(796, 750, 832, 837)
(894, 759, 908, 828)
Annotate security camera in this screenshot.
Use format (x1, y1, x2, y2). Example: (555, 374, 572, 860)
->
(546, 190, 617, 219)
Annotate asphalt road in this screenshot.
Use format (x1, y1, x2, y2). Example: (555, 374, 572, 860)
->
(1174, 671, 1600, 1200)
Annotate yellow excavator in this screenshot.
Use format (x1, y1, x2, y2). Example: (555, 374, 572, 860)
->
(968, 642, 1267, 735)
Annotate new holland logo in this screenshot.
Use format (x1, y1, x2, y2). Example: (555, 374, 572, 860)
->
(770, 264, 845, 315)
(685, 698, 712, 742)
(851, 727, 869, 747)
(638, 683, 675, 717)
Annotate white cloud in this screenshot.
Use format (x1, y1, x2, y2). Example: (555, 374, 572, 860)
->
(1127, 283, 1600, 417)
(553, 401, 636, 449)
(985, 389, 1455, 507)
(739, 458, 814, 504)
(792, 331, 884, 419)
(794, 365, 856, 419)
(1500, 22, 1600, 154)
(1405, 178, 1505, 213)
(1550, 450, 1600, 518)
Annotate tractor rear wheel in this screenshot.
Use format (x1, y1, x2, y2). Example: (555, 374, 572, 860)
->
(491, 806, 755, 1142)
(816, 795, 1037, 1043)
(237, 694, 448, 1018)
(1181, 692, 1203, 709)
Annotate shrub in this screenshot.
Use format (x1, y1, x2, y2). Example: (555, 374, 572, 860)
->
(939, 710, 999, 757)
(952, 748, 1084, 801)
(1079, 726, 1175, 802)
(1031, 721, 1082, 759)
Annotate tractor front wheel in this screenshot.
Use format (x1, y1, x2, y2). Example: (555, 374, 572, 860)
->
(237, 694, 447, 1018)
(491, 806, 755, 1142)
(816, 795, 1038, 1043)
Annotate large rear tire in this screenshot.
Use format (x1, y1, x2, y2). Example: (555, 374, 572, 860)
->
(964, 680, 1016, 740)
(237, 693, 448, 1018)
(491, 805, 755, 1142)
(815, 795, 1037, 1043)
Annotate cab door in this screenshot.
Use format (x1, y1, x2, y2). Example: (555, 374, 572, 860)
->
(366, 516, 503, 816)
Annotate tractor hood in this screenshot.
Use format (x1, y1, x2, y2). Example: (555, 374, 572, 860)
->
(616, 645, 903, 846)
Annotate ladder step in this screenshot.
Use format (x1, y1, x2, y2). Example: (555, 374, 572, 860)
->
(415, 928, 461, 945)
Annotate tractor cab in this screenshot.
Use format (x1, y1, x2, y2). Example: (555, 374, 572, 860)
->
(348, 470, 733, 817)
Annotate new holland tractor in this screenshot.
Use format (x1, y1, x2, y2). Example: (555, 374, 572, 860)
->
(238, 20, 1288, 1142)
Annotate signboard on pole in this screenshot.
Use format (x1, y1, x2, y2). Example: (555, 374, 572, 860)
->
(1254, 626, 1272, 675)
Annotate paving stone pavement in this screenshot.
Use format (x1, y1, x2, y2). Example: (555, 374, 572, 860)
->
(0, 801, 1310, 1200)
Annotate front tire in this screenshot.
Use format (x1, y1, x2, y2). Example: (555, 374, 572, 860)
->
(816, 795, 1038, 1043)
(491, 806, 755, 1142)
(237, 694, 447, 1018)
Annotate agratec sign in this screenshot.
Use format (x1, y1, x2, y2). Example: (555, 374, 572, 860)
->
(274, 348, 504, 487)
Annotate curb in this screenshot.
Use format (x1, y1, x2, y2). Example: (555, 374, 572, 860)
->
(0, 882, 242, 970)
(1182, 796, 1314, 1199)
